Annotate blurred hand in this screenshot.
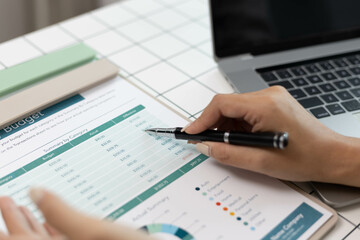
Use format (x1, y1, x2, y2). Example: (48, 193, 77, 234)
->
(185, 86, 360, 187)
(0, 188, 155, 240)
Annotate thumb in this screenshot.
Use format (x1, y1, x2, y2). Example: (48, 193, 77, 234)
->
(29, 188, 91, 238)
(29, 188, 157, 240)
(196, 142, 272, 173)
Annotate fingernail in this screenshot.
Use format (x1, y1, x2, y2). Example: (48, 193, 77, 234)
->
(181, 122, 193, 132)
(29, 187, 44, 204)
(196, 143, 210, 156)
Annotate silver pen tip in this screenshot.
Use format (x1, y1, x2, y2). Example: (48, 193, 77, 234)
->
(145, 129, 156, 135)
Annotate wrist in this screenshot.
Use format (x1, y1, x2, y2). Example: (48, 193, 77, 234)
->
(325, 134, 360, 187)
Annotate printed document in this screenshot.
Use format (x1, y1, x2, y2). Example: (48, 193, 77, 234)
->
(0, 77, 333, 239)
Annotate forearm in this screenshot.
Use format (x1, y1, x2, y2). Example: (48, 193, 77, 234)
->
(325, 135, 360, 187)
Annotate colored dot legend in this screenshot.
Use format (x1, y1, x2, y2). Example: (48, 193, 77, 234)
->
(195, 187, 200, 191)
(237, 217, 242, 221)
(209, 197, 214, 201)
(202, 192, 207, 196)
(244, 222, 248, 226)
(223, 207, 228, 211)
(216, 202, 221, 206)
(250, 227, 256, 231)
(230, 212, 235, 216)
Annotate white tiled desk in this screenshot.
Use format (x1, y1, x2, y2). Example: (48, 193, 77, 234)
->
(0, 0, 359, 238)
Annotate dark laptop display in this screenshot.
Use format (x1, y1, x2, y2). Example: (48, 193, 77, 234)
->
(211, 0, 360, 57)
(211, 0, 360, 119)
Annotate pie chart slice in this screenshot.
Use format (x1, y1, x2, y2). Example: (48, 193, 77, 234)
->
(141, 223, 195, 240)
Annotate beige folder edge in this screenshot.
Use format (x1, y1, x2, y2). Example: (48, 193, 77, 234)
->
(0, 59, 119, 129)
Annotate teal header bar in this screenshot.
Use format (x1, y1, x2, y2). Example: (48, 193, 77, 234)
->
(0, 103, 209, 222)
(0, 105, 145, 187)
(71, 121, 115, 146)
(0, 169, 26, 186)
(106, 154, 208, 220)
(113, 105, 145, 124)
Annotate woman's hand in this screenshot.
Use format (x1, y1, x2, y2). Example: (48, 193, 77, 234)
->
(0, 188, 155, 240)
(185, 86, 360, 186)
(0, 196, 63, 240)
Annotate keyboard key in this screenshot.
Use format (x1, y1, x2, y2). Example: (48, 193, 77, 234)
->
(321, 72, 337, 81)
(290, 67, 306, 76)
(289, 89, 307, 99)
(349, 77, 360, 86)
(341, 99, 360, 111)
(260, 72, 278, 82)
(292, 78, 308, 86)
(350, 67, 360, 75)
(269, 81, 294, 89)
(335, 70, 351, 78)
(304, 86, 321, 95)
(306, 75, 322, 84)
(320, 93, 338, 103)
(333, 59, 348, 68)
(333, 80, 351, 89)
(319, 83, 336, 92)
(305, 64, 321, 73)
(335, 91, 354, 100)
(298, 97, 323, 108)
(346, 56, 360, 65)
(350, 87, 360, 97)
(326, 104, 346, 115)
(276, 70, 292, 79)
(319, 61, 335, 70)
(310, 107, 330, 119)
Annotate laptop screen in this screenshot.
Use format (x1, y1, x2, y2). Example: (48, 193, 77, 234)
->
(211, 0, 360, 58)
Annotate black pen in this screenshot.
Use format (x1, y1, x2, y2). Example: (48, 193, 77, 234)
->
(145, 127, 288, 149)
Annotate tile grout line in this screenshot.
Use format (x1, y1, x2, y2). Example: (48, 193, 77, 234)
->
(84, 11, 195, 118)
(1, 2, 219, 120)
(57, 24, 83, 42)
(79, 4, 214, 82)
(120, 0, 171, 18)
(128, 75, 161, 96)
(157, 66, 218, 97)
(343, 224, 360, 240)
(338, 213, 359, 227)
(156, 94, 192, 117)
(0, 59, 6, 68)
(89, 9, 196, 64)
(22, 36, 46, 55)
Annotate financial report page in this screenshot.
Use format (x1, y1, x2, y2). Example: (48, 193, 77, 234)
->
(0, 77, 333, 240)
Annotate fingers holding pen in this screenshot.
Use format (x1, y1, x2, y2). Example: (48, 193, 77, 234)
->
(185, 94, 251, 134)
(184, 90, 281, 135)
(195, 142, 276, 174)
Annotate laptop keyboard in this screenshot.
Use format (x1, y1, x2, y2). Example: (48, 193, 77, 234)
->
(258, 53, 360, 119)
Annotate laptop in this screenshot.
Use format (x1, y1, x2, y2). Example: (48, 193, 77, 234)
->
(210, 0, 360, 208)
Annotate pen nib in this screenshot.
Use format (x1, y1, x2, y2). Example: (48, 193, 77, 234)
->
(144, 128, 176, 138)
(145, 128, 156, 136)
